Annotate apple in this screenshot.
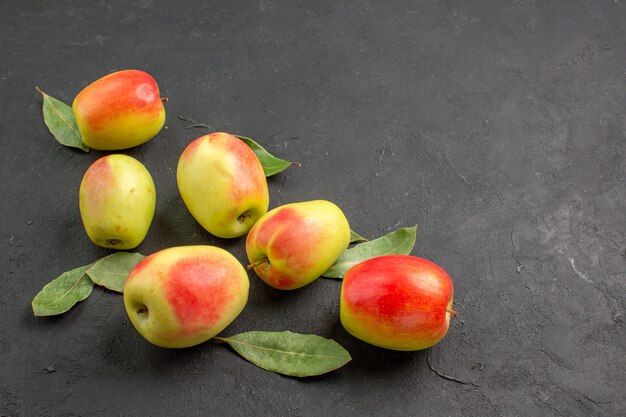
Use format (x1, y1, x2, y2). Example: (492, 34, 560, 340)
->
(123, 245, 249, 348)
(72, 69, 166, 150)
(79, 154, 156, 250)
(340, 255, 456, 351)
(177, 132, 269, 238)
(246, 200, 350, 290)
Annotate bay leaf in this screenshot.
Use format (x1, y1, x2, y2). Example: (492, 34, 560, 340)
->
(215, 331, 351, 377)
(235, 135, 299, 177)
(36, 87, 89, 152)
(322, 225, 418, 279)
(349, 229, 367, 243)
(32, 264, 94, 316)
(86, 252, 146, 293)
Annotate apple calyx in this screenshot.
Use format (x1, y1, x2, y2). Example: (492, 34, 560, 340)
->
(447, 308, 458, 317)
(237, 210, 253, 224)
(131, 302, 150, 326)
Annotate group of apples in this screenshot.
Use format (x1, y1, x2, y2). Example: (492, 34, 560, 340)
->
(72, 69, 456, 352)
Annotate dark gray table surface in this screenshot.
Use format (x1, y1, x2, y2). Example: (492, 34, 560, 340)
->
(2, 1, 624, 416)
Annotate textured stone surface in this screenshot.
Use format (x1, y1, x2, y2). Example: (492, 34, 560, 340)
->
(1, 1, 624, 416)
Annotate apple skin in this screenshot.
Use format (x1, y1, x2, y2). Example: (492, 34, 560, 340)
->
(79, 154, 156, 250)
(72, 69, 166, 150)
(340, 255, 455, 351)
(123, 245, 249, 348)
(177, 132, 269, 238)
(246, 200, 350, 290)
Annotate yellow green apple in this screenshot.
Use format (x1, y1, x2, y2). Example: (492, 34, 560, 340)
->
(123, 245, 249, 348)
(246, 200, 350, 290)
(340, 255, 456, 351)
(72, 69, 166, 150)
(79, 154, 155, 249)
(176, 132, 269, 238)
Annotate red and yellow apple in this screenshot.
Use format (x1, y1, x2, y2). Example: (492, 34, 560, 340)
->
(340, 255, 456, 351)
(123, 245, 249, 348)
(177, 132, 269, 238)
(79, 154, 156, 250)
(246, 200, 350, 290)
(72, 69, 166, 150)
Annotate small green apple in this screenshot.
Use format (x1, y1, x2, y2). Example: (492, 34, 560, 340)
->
(72, 69, 166, 150)
(79, 154, 155, 250)
(246, 200, 350, 290)
(123, 245, 249, 348)
(176, 132, 269, 238)
(340, 255, 456, 351)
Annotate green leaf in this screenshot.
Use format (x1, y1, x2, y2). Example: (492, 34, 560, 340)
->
(31, 252, 146, 317)
(32, 265, 94, 316)
(86, 252, 146, 293)
(349, 229, 368, 243)
(235, 135, 299, 177)
(36, 87, 89, 152)
(323, 225, 418, 279)
(215, 331, 351, 377)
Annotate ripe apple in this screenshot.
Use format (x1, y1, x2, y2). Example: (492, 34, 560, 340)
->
(340, 255, 456, 351)
(246, 200, 350, 290)
(123, 245, 249, 348)
(176, 132, 269, 238)
(72, 69, 166, 150)
(79, 154, 156, 250)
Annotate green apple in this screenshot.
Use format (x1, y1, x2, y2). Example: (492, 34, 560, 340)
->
(340, 255, 456, 351)
(123, 245, 249, 348)
(73, 69, 166, 150)
(79, 154, 155, 249)
(176, 132, 269, 238)
(246, 200, 350, 290)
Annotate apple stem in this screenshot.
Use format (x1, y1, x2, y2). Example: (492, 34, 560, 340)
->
(247, 258, 269, 270)
(161, 97, 169, 102)
(447, 308, 458, 317)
